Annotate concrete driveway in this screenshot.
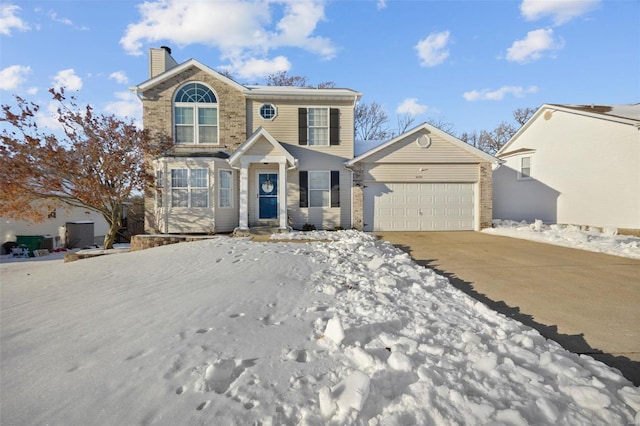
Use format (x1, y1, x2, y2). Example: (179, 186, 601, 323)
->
(375, 231, 640, 386)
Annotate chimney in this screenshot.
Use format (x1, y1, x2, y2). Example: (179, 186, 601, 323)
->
(149, 46, 178, 78)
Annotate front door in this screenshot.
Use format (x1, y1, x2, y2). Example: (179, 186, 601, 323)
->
(258, 172, 278, 220)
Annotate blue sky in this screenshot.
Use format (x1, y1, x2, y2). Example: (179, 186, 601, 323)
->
(1, 0, 638, 136)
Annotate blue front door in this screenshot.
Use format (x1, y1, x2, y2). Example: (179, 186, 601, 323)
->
(258, 173, 278, 219)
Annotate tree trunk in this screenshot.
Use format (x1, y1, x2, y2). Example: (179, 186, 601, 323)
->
(102, 205, 122, 250)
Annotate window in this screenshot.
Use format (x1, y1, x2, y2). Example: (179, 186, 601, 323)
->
(260, 104, 276, 120)
(170, 168, 208, 207)
(156, 169, 164, 207)
(299, 171, 340, 208)
(174, 83, 218, 144)
(518, 157, 532, 180)
(308, 108, 328, 146)
(219, 170, 233, 208)
(298, 108, 340, 146)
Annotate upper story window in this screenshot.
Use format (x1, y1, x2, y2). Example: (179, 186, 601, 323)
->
(260, 104, 277, 120)
(298, 108, 340, 146)
(174, 83, 218, 145)
(518, 156, 532, 180)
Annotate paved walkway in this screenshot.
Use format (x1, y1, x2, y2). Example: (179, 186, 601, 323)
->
(374, 231, 640, 386)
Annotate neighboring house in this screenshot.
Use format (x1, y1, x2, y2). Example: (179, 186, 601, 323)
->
(1, 205, 109, 252)
(493, 103, 640, 232)
(131, 47, 497, 234)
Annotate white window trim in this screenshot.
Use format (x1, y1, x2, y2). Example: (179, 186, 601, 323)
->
(218, 169, 233, 209)
(259, 103, 277, 121)
(308, 170, 331, 208)
(156, 169, 164, 208)
(173, 83, 220, 145)
(170, 168, 209, 208)
(517, 156, 532, 181)
(307, 107, 330, 146)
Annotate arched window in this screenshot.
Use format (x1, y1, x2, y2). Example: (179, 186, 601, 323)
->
(174, 83, 218, 144)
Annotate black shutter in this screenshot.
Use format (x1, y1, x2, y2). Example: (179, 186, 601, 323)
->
(298, 108, 308, 145)
(330, 108, 340, 145)
(299, 171, 308, 208)
(331, 170, 340, 207)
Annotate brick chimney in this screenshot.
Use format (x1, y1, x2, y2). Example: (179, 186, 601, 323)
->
(149, 46, 178, 78)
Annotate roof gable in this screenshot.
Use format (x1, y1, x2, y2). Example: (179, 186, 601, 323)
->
(497, 103, 640, 156)
(347, 122, 497, 165)
(132, 58, 248, 94)
(228, 127, 296, 168)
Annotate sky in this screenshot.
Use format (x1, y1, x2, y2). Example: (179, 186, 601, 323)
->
(0, 0, 638, 136)
(2, 228, 639, 425)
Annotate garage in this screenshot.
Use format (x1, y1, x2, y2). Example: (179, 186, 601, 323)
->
(363, 182, 475, 231)
(347, 123, 498, 232)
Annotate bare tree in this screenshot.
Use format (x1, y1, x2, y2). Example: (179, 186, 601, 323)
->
(264, 71, 335, 89)
(355, 101, 390, 141)
(394, 113, 416, 137)
(513, 107, 536, 126)
(460, 106, 536, 154)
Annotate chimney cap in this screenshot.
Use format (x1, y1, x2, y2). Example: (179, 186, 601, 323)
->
(160, 45, 172, 54)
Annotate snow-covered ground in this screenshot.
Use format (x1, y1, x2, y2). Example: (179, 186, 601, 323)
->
(483, 220, 640, 260)
(1, 231, 639, 425)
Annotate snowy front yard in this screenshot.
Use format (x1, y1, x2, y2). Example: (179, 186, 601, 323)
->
(1, 231, 639, 425)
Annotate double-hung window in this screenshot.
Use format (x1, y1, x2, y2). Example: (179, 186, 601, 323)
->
(299, 171, 340, 208)
(218, 170, 233, 208)
(518, 157, 532, 180)
(298, 108, 340, 146)
(174, 83, 218, 144)
(308, 108, 328, 146)
(171, 168, 209, 207)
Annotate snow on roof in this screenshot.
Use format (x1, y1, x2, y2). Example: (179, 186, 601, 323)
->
(354, 140, 385, 156)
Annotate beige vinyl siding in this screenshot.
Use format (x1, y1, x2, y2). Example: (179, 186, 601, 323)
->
(243, 138, 281, 157)
(286, 168, 350, 230)
(365, 163, 479, 183)
(248, 99, 355, 160)
(365, 130, 482, 164)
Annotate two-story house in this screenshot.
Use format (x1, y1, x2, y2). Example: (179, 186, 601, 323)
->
(131, 47, 361, 234)
(131, 47, 497, 235)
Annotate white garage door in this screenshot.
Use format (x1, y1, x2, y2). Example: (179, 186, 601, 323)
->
(364, 183, 475, 231)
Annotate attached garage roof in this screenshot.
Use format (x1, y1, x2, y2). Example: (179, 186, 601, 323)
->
(347, 122, 498, 166)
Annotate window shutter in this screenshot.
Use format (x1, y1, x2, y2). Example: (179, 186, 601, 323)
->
(299, 171, 308, 207)
(331, 170, 340, 207)
(298, 108, 308, 145)
(330, 108, 340, 145)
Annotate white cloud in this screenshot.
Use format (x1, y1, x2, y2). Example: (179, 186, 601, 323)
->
(47, 11, 72, 26)
(377, 0, 387, 10)
(120, 0, 336, 64)
(228, 56, 291, 80)
(0, 65, 31, 91)
(109, 71, 129, 84)
(415, 30, 450, 67)
(506, 28, 563, 63)
(396, 98, 428, 116)
(520, 0, 600, 25)
(463, 85, 538, 101)
(0, 4, 30, 36)
(52, 69, 83, 91)
(104, 91, 142, 126)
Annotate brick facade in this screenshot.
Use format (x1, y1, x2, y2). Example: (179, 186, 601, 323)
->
(479, 162, 493, 229)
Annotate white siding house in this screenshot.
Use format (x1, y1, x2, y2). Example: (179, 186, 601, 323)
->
(493, 104, 640, 232)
